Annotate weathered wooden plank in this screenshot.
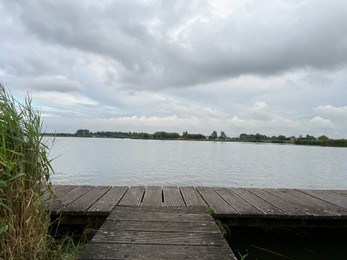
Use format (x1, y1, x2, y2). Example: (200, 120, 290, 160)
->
(247, 188, 310, 217)
(142, 186, 162, 206)
(163, 186, 185, 206)
(60, 186, 95, 204)
(214, 187, 263, 216)
(51, 185, 63, 194)
(266, 189, 337, 217)
(197, 187, 238, 215)
(108, 207, 212, 222)
(300, 189, 347, 210)
(91, 230, 226, 246)
(230, 188, 284, 215)
(110, 206, 207, 214)
(280, 189, 347, 216)
(51, 186, 94, 213)
(331, 190, 347, 197)
(100, 219, 218, 232)
(50, 186, 347, 222)
(87, 186, 128, 215)
(118, 186, 145, 206)
(53, 185, 79, 198)
(79, 243, 235, 260)
(62, 186, 111, 214)
(180, 186, 206, 206)
(80, 205, 235, 259)
(52, 184, 61, 190)
(324, 190, 347, 208)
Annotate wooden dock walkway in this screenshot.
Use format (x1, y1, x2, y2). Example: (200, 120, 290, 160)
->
(50, 185, 347, 259)
(50, 185, 347, 226)
(79, 206, 235, 259)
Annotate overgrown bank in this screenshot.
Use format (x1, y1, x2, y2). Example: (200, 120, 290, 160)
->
(0, 84, 85, 259)
(0, 84, 53, 258)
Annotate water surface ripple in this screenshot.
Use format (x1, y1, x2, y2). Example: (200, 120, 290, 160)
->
(48, 137, 347, 189)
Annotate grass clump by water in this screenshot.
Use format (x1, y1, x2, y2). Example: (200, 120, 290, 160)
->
(206, 205, 231, 239)
(0, 83, 54, 259)
(48, 235, 87, 260)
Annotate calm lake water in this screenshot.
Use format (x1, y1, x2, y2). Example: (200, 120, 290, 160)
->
(48, 137, 347, 189)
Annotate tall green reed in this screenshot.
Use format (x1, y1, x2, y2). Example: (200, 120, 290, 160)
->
(0, 83, 54, 259)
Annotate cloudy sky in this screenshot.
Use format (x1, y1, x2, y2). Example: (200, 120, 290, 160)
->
(1, 0, 347, 138)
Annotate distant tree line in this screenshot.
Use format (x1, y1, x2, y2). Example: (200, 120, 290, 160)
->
(182, 131, 206, 140)
(235, 133, 292, 143)
(294, 135, 347, 147)
(42, 130, 347, 147)
(43, 129, 228, 141)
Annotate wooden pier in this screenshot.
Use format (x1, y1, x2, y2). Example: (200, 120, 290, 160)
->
(50, 185, 347, 259)
(79, 206, 235, 259)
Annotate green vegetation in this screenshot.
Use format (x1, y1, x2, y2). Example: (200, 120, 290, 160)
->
(237, 133, 291, 143)
(0, 84, 87, 259)
(49, 236, 86, 260)
(205, 205, 231, 239)
(182, 131, 206, 140)
(153, 131, 180, 139)
(209, 130, 218, 140)
(43, 129, 209, 140)
(0, 84, 53, 258)
(295, 136, 347, 147)
(215, 219, 231, 239)
(206, 204, 214, 214)
(238, 252, 249, 260)
(44, 129, 347, 147)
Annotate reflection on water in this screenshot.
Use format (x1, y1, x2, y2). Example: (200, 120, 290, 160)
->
(48, 137, 347, 188)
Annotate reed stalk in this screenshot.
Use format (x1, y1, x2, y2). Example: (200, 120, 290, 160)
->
(0, 83, 53, 259)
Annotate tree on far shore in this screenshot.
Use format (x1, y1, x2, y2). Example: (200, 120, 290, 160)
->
(209, 131, 218, 140)
(220, 131, 227, 139)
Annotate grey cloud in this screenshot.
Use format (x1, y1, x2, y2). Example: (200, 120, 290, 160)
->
(18, 1, 159, 70)
(29, 76, 84, 92)
(303, 72, 334, 87)
(1, 50, 59, 77)
(1, 0, 347, 138)
(4, 0, 346, 90)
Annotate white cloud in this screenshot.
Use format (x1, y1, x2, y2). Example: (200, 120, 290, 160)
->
(2, 0, 347, 90)
(309, 116, 333, 128)
(226, 116, 255, 130)
(164, 103, 224, 119)
(251, 102, 270, 120)
(315, 105, 347, 118)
